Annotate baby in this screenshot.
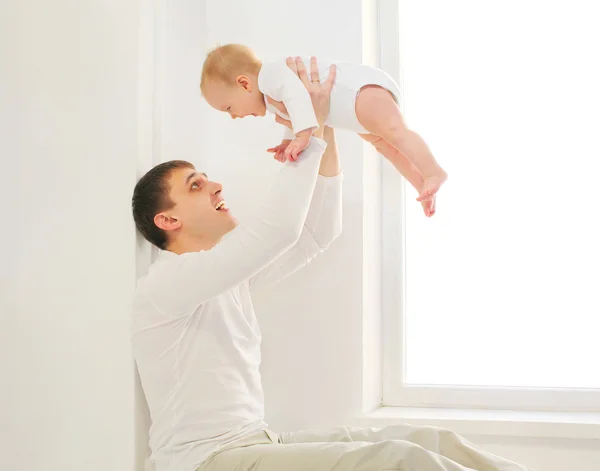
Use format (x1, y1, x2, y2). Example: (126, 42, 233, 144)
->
(200, 44, 446, 217)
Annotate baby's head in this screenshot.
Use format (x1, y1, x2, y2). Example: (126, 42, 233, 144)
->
(200, 44, 267, 119)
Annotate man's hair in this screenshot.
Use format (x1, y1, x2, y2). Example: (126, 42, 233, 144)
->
(200, 44, 262, 94)
(132, 160, 194, 250)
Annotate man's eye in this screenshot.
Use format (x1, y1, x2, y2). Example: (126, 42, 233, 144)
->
(191, 182, 199, 189)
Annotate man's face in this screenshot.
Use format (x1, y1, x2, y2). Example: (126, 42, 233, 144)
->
(161, 167, 238, 244)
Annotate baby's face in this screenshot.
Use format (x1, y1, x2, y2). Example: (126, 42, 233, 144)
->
(203, 79, 266, 120)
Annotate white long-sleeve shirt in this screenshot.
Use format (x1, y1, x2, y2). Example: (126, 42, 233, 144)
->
(258, 58, 401, 138)
(132, 138, 343, 471)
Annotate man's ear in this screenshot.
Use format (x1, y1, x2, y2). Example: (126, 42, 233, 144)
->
(236, 75, 253, 92)
(154, 212, 181, 232)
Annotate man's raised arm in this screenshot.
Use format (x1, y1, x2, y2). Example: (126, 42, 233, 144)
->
(146, 61, 337, 315)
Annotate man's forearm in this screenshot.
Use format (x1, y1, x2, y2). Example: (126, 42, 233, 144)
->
(249, 134, 342, 291)
(318, 127, 340, 177)
(148, 137, 328, 314)
(312, 122, 324, 139)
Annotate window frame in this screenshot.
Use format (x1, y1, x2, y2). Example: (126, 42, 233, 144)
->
(379, 0, 600, 413)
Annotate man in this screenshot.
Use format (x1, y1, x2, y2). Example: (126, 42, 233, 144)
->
(132, 58, 530, 471)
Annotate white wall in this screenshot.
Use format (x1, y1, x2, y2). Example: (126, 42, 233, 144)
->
(1, 1, 138, 470)
(161, 2, 600, 471)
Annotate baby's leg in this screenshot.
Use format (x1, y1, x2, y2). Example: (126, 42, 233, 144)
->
(356, 85, 447, 201)
(360, 133, 435, 217)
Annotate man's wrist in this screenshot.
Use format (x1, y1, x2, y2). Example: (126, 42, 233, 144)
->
(313, 125, 325, 139)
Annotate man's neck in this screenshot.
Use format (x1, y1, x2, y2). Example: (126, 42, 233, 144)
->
(167, 235, 220, 255)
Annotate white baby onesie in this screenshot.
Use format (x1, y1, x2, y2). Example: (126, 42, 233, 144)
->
(258, 57, 401, 138)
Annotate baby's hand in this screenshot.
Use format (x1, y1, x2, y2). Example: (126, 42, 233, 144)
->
(284, 129, 313, 161)
(267, 139, 292, 163)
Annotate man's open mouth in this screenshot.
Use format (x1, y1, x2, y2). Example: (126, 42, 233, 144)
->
(215, 200, 228, 211)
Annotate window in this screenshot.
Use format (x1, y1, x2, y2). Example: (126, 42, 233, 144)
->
(382, 0, 600, 411)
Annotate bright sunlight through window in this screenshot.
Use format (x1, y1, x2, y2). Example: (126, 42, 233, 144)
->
(401, 0, 600, 389)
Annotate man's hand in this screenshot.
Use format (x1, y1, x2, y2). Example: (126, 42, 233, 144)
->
(287, 56, 335, 133)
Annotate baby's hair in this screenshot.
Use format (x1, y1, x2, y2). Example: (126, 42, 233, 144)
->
(200, 44, 262, 94)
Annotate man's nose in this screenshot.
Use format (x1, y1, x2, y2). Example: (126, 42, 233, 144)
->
(211, 182, 223, 194)
(229, 113, 238, 120)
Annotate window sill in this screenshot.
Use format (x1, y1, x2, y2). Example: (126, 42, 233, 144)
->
(355, 407, 600, 440)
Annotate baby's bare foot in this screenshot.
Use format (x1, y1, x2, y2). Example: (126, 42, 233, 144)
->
(417, 171, 447, 202)
(421, 195, 436, 217)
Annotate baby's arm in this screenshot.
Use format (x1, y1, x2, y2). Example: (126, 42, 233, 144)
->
(259, 61, 320, 160)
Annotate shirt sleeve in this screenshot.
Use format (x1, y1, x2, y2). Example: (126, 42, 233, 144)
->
(146, 138, 328, 316)
(259, 61, 320, 135)
(282, 126, 294, 141)
(248, 172, 343, 291)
